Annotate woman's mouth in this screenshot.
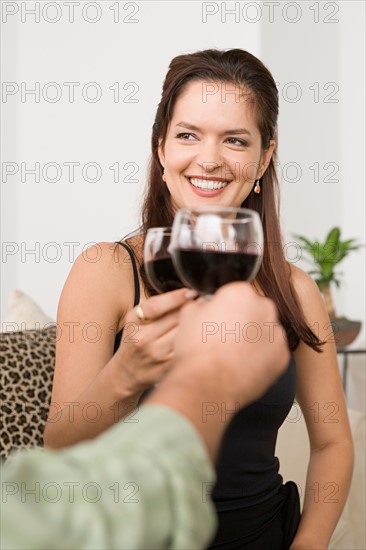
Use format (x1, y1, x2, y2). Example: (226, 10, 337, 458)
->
(185, 176, 231, 196)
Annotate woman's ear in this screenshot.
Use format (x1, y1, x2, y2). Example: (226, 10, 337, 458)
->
(257, 140, 276, 179)
(158, 139, 165, 169)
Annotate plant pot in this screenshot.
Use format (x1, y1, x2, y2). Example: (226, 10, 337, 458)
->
(332, 318, 362, 349)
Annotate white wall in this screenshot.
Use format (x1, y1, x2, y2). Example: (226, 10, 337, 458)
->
(1, 2, 365, 407)
(261, 1, 365, 347)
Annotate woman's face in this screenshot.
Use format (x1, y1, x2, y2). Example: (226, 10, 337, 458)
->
(158, 80, 275, 211)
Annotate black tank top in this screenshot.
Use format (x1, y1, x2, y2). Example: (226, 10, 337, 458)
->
(113, 241, 140, 354)
(113, 240, 296, 511)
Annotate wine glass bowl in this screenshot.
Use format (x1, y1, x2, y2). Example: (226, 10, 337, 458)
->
(170, 206, 263, 297)
(144, 227, 185, 294)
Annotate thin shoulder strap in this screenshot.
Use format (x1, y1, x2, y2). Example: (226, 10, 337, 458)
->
(115, 241, 141, 306)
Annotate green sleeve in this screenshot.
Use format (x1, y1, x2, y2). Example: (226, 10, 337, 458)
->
(1, 405, 216, 549)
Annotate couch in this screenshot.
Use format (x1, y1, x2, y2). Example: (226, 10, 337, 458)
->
(276, 405, 365, 549)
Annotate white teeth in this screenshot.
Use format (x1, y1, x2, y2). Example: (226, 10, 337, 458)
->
(188, 177, 229, 190)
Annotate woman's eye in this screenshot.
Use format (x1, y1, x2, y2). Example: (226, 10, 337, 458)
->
(175, 134, 248, 146)
(176, 132, 195, 140)
(226, 137, 248, 147)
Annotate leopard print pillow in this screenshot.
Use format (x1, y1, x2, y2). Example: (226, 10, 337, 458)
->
(0, 326, 56, 459)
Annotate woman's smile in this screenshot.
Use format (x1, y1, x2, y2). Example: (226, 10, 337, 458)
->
(184, 174, 231, 196)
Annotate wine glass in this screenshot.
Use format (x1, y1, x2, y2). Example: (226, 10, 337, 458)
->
(144, 227, 185, 293)
(170, 206, 263, 298)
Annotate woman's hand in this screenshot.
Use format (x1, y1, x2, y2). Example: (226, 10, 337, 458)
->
(112, 288, 197, 394)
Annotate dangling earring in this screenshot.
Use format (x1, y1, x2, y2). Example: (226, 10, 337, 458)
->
(254, 179, 261, 194)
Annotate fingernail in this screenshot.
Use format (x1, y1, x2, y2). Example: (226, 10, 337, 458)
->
(185, 289, 198, 299)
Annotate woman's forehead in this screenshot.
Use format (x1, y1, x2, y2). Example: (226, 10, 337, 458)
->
(170, 80, 259, 133)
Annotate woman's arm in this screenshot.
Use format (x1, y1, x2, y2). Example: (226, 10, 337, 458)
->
(43, 241, 142, 448)
(290, 266, 354, 550)
(44, 242, 193, 449)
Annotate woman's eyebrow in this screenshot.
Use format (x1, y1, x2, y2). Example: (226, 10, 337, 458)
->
(175, 121, 252, 136)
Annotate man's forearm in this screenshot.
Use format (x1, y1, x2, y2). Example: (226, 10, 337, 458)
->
(2, 406, 216, 550)
(147, 365, 237, 463)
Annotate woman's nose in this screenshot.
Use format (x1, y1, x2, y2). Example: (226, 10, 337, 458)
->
(196, 140, 223, 171)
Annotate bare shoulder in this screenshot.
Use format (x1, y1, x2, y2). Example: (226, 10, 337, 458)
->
(289, 262, 318, 290)
(59, 241, 138, 330)
(72, 241, 133, 273)
(67, 241, 134, 292)
(288, 263, 323, 310)
(289, 264, 332, 355)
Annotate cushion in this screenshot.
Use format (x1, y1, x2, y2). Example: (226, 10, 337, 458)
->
(2, 289, 54, 332)
(0, 326, 57, 459)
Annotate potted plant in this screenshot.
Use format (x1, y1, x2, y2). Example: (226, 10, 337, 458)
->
(294, 226, 363, 348)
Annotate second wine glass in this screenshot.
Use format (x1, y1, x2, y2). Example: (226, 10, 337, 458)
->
(144, 227, 185, 294)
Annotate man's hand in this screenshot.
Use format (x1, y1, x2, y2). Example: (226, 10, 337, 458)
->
(147, 282, 290, 462)
(173, 282, 290, 407)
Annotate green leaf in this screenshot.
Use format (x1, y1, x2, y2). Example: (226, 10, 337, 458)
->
(324, 227, 340, 259)
(293, 236, 317, 257)
(319, 263, 334, 278)
(312, 242, 324, 263)
(340, 239, 357, 248)
(293, 234, 315, 249)
(325, 226, 340, 246)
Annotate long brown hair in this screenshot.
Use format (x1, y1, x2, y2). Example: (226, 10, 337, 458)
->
(118, 48, 323, 352)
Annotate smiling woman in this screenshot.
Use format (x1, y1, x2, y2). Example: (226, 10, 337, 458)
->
(45, 49, 353, 550)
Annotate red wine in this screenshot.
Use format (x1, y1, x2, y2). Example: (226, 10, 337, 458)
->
(145, 257, 185, 293)
(172, 248, 260, 294)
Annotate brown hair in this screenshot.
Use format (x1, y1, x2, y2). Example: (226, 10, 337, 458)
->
(119, 48, 323, 352)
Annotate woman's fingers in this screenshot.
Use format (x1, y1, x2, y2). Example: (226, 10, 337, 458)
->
(115, 290, 197, 391)
(148, 325, 179, 362)
(125, 326, 179, 387)
(124, 288, 196, 338)
(133, 288, 197, 324)
(124, 306, 180, 341)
